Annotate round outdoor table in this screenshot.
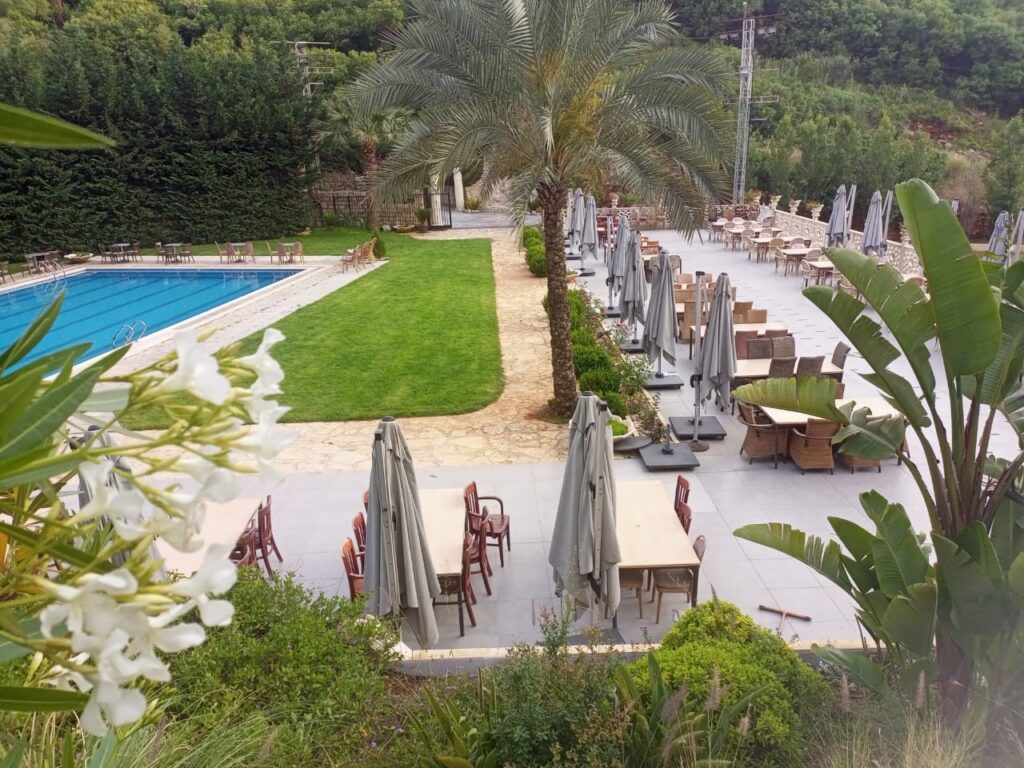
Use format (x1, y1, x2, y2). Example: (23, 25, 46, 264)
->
(279, 242, 297, 264)
(613, 436, 653, 454)
(229, 243, 248, 263)
(163, 243, 183, 264)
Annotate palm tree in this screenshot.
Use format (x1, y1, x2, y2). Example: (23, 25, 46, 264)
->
(347, 0, 731, 415)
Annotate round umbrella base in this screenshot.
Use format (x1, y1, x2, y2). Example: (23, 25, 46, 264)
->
(687, 440, 710, 453)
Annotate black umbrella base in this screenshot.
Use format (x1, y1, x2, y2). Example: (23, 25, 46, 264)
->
(670, 416, 727, 440)
(619, 339, 645, 354)
(644, 373, 683, 390)
(639, 441, 700, 471)
(577, 268, 595, 277)
(603, 307, 621, 318)
(565, 252, 582, 261)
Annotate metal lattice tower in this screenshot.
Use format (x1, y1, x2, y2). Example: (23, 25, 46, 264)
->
(732, 15, 756, 205)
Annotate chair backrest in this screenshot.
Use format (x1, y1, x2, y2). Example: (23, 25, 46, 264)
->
(771, 335, 796, 358)
(806, 419, 840, 438)
(796, 355, 825, 376)
(764, 328, 790, 339)
(832, 342, 850, 369)
(225, 242, 237, 257)
(734, 300, 753, 317)
(674, 474, 690, 506)
(244, 241, 255, 258)
(806, 248, 822, 260)
(341, 538, 364, 591)
(737, 401, 756, 424)
(734, 330, 758, 359)
(693, 534, 707, 562)
(769, 238, 784, 248)
(294, 241, 304, 256)
(746, 338, 772, 359)
(352, 511, 366, 550)
(747, 308, 768, 323)
(257, 495, 273, 541)
(463, 481, 480, 517)
(362, 489, 369, 511)
(834, 382, 846, 398)
(679, 272, 694, 285)
(768, 356, 796, 377)
(676, 501, 693, 533)
(277, 244, 287, 258)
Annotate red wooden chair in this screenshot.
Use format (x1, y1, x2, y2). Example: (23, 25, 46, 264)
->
(362, 489, 369, 512)
(463, 482, 511, 567)
(674, 475, 690, 507)
(352, 511, 366, 552)
(341, 538, 364, 600)
(230, 527, 259, 568)
(464, 509, 492, 595)
(254, 495, 283, 577)
(434, 531, 478, 635)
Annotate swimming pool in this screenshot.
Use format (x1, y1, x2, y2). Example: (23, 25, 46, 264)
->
(0, 268, 301, 367)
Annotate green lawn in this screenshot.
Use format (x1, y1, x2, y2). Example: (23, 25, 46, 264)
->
(127, 228, 504, 426)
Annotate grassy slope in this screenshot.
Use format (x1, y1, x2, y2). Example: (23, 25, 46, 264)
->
(127, 228, 504, 426)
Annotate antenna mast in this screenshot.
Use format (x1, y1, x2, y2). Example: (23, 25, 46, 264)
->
(732, 5, 756, 205)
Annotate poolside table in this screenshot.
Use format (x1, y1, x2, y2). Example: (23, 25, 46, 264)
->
(163, 243, 184, 264)
(230, 242, 248, 264)
(805, 259, 836, 284)
(420, 488, 470, 636)
(110, 243, 132, 264)
(683, 321, 788, 358)
(613, 480, 699, 625)
(24, 252, 48, 275)
(156, 497, 260, 575)
(279, 242, 297, 263)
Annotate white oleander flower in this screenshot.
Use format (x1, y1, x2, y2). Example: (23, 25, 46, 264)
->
(237, 405, 295, 460)
(39, 570, 138, 640)
(75, 462, 148, 541)
(158, 330, 230, 405)
(169, 544, 237, 626)
(240, 328, 285, 398)
(147, 494, 205, 553)
(177, 455, 240, 504)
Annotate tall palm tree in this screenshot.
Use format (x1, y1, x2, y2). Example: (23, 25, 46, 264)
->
(348, 0, 731, 415)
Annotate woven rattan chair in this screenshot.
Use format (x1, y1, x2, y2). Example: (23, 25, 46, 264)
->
(738, 402, 785, 467)
(796, 355, 825, 376)
(746, 338, 772, 359)
(768, 356, 796, 377)
(651, 535, 705, 623)
(747, 308, 768, 323)
(790, 419, 841, 474)
(771, 335, 796, 358)
(735, 329, 758, 360)
(733, 300, 753, 322)
(832, 342, 851, 370)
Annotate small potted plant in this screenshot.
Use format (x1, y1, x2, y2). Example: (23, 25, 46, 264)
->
(415, 207, 430, 232)
(464, 197, 482, 211)
(788, 198, 801, 215)
(609, 414, 638, 444)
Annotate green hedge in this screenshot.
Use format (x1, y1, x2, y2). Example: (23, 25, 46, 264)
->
(0, 28, 314, 256)
(635, 601, 830, 768)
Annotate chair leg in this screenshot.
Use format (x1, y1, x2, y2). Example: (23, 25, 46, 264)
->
(479, 560, 491, 595)
(497, 538, 505, 567)
(269, 534, 283, 562)
(655, 590, 663, 624)
(636, 587, 643, 619)
(259, 543, 274, 578)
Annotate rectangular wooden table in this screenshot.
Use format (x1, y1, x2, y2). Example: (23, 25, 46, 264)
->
(734, 357, 844, 380)
(419, 488, 469, 635)
(157, 497, 260, 575)
(805, 259, 835, 284)
(614, 480, 700, 624)
(759, 396, 899, 427)
(685, 322, 788, 358)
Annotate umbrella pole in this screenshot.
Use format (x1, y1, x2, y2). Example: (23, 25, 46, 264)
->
(689, 274, 709, 452)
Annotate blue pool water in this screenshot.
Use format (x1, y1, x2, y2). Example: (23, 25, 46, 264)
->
(0, 268, 300, 367)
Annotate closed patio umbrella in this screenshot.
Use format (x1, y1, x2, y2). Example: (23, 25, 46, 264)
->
(642, 249, 677, 376)
(581, 194, 599, 261)
(880, 190, 894, 259)
(989, 210, 1010, 259)
(568, 188, 585, 254)
(364, 417, 440, 648)
(618, 231, 647, 344)
(548, 392, 620, 617)
(1012, 209, 1024, 263)
(861, 190, 885, 257)
(699, 273, 736, 412)
(606, 213, 630, 312)
(827, 185, 849, 247)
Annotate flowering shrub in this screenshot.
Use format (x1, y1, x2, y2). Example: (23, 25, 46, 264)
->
(0, 297, 292, 737)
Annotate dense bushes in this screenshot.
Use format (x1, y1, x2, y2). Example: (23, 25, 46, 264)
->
(636, 601, 831, 768)
(522, 225, 547, 276)
(168, 568, 400, 762)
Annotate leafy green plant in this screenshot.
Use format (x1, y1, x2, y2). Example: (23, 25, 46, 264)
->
(525, 243, 547, 277)
(636, 601, 829, 768)
(522, 226, 543, 247)
(464, 196, 482, 211)
(371, 229, 386, 259)
(168, 569, 399, 761)
(415, 207, 430, 225)
(731, 179, 1024, 741)
(572, 345, 616, 377)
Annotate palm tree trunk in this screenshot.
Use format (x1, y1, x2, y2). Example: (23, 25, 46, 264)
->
(363, 142, 380, 230)
(537, 182, 577, 417)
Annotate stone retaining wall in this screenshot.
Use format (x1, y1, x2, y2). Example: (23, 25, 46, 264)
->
(771, 210, 921, 274)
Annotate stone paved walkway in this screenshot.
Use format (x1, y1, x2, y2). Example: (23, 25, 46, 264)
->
(275, 228, 567, 472)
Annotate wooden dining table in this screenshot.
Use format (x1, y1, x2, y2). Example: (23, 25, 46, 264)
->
(685, 321, 788, 358)
(805, 259, 836, 284)
(613, 480, 700, 624)
(157, 497, 260, 575)
(733, 357, 844, 380)
(419, 488, 470, 636)
(758, 396, 899, 427)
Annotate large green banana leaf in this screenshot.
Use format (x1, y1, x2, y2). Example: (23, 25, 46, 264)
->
(732, 375, 846, 422)
(732, 523, 851, 590)
(812, 646, 888, 696)
(880, 582, 937, 656)
(896, 179, 1000, 376)
(861, 491, 931, 598)
(0, 103, 113, 149)
(932, 528, 1016, 635)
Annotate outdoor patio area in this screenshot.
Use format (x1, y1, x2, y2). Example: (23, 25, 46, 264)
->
(241, 223, 986, 651)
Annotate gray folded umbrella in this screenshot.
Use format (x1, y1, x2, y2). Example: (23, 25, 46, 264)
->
(568, 188, 585, 253)
(548, 393, 620, 617)
(642, 249, 678, 370)
(699, 274, 736, 411)
(618, 232, 648, 341)
(364, 417, 440, 648)
(1013, 209, 1024, 264)
(989, 210, 1010, 258)
(827, 185, 849, 247)
(861, 190, 885, 257)
(581, 194, 598, 261)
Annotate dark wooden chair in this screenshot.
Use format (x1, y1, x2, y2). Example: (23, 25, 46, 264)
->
(352, 511, 367, 561)
(252, 495, 283, 577)
(362, 489, 369, 512)
(674, 474, 690, 507)
(230, 526, 260, 568)
(434, 532, 478, 635)
(651, 535, 706, 623)
(463, 482, 511, 567)
(464, 508, 493, 595)
(341, 538, 364, 600)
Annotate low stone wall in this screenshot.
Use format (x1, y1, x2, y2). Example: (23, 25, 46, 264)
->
(771, 210, 921, 275)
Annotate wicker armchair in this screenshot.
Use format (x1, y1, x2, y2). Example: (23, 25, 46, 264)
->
(832, 342, 851, 370)
(771, 335, 796, 358)
(768, 356, 796, 377)
(738, 402, 785, 468)
(735, 330, 758, 359)
(747, 308, 768, 323)
(746, 338, 772, 359)
(789, 419, 841, 474)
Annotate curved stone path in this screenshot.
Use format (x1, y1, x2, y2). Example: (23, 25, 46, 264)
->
(274, 228, 567, 472)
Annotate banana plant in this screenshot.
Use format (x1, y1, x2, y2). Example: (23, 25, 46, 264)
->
(732, 179, 1024, 733)
(413, 671, 499, 768)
